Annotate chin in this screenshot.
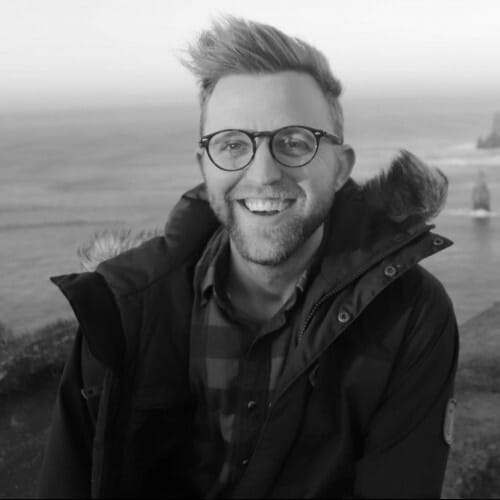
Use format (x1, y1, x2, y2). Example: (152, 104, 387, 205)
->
(230, 227, 301, 266)
(230, 212, 323, 266)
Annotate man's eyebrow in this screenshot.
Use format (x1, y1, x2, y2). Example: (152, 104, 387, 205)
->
(210, 130, 247, 139)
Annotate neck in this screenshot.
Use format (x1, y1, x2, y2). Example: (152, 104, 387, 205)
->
(227, 225, 324, 319)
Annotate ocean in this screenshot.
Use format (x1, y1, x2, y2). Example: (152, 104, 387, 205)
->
(1, 96, 499, 334)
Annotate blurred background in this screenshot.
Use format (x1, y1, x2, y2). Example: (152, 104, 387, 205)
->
(1, 0, 499, 335)
(1, 1, 500, 498)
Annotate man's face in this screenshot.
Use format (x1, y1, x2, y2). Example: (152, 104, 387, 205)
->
(198, 71, 354, 266)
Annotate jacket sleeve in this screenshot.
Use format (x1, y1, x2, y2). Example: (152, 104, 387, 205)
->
(38, 272, 125, 498)
(354, 271, 459, 499)
(37, 329, 94, 498)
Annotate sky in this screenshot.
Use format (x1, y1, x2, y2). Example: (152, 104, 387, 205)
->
(1, 0, 500, 110)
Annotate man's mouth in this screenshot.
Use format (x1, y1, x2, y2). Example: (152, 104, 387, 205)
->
(237, 198, 295, 216)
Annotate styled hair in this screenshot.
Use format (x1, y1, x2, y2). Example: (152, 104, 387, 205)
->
(181, 16, 344, 138)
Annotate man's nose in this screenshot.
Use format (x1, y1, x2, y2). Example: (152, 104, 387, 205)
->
(243, 139, 283, 184)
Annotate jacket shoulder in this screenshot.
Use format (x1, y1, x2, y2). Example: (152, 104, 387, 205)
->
(51, 272, 125, 372)
(369, 264, 458, 371)
(396, 265, 458, 364)
(397, 264, 455, 328)
(96, 236, 173, 298)
(399, 264, 453, 308)
(89, 184, 219, 298)
(353, 263, 457, 365)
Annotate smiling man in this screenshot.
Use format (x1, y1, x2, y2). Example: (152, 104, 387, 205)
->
(39, 16, 459, 499)
(199, 71, 354, 324)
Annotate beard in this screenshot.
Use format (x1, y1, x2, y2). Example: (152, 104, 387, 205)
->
(207, 184, 334, 266)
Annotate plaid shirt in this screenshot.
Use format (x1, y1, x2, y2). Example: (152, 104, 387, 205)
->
(189, 228, 314, 498)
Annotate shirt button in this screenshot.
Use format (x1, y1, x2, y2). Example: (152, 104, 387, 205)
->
(241, 459, 249, 466)
(247, 400, 257, 410)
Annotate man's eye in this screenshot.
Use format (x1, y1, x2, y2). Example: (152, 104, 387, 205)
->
(275, 137, 312, 155)
(223, 142, 245, 151)
(286, 139, 305, 149)
(214, 141, 250, 156)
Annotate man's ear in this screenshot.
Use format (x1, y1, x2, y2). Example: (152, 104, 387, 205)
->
(335, 145, 356, 191)
(196, 150, 206, 180)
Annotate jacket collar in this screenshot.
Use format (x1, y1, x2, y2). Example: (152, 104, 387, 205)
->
(317, 178, 433, 292)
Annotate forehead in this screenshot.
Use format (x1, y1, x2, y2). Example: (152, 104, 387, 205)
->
(204, 71, 334, 134)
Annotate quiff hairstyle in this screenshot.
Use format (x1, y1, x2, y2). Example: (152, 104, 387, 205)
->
(181, 16, 344, 139)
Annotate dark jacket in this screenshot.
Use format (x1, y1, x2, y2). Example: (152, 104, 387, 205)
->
(38, 152, 459, 499)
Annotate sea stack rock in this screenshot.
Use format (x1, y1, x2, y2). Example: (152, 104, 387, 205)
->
(478, 112, 500, 149)
(472, 171, 491, 211)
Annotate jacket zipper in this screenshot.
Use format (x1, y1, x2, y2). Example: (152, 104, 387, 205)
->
(296, 225, 431, 345)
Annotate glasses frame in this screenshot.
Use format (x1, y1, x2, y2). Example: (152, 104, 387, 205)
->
(198, 125, 343, 171)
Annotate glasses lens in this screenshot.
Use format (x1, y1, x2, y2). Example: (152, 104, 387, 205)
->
(208, 130, 253, 170)
(272, 127, 317, 167)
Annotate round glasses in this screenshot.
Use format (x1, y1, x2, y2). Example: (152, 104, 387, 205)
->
(199, 125, 343, 171)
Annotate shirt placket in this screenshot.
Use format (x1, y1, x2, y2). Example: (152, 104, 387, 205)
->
(228, 334, 272, 483)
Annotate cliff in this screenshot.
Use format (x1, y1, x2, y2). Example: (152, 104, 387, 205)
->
(441, 303, 500, 498)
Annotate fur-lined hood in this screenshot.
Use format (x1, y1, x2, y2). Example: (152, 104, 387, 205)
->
(78, 150, 448, 272)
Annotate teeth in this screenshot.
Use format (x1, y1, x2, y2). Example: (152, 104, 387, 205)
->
(243, 198, 292, 213)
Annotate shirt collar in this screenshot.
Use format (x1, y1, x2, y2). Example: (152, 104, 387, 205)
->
(195, 224, 327, 307)
(194, 227, 230, 306)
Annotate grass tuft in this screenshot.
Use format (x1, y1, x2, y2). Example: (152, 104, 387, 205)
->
(0, 319, 77, 397)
